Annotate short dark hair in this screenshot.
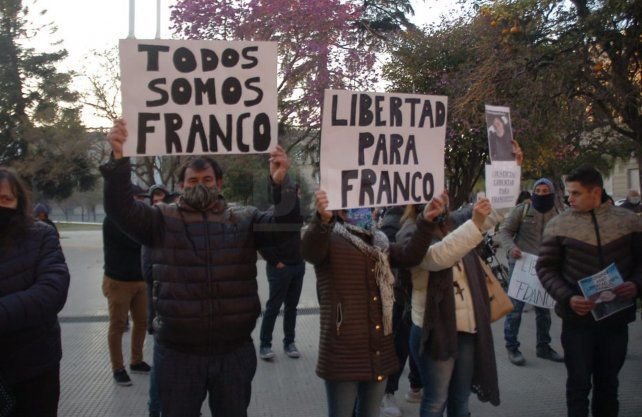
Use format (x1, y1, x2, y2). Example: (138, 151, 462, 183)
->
(566, 165, 603, 189)
(177, 157, 224, 183)
(0, 167, 32, 218)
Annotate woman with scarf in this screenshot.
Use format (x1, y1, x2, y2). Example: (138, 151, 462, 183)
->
(302, 189, 446, 417)
(0, 168, 70, 417)
(397, 196, 500, 417)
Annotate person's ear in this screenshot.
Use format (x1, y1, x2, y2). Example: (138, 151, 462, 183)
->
(178, 182, 185, 191)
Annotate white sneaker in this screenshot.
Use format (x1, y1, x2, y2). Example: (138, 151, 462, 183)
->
(405, 388, 422, 403)
(380, 393, 402, 417)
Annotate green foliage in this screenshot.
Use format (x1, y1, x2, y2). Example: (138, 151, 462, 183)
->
(0, 0, 98, 200)
(383, 22, 490, 207)
(385, 0, 640, 204)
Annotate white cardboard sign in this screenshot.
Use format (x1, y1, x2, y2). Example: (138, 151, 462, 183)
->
(485, 161, 521, 210)
(119, 39, 278, 156)
(508, 252, 555, 309)
(320, 90, 447, 210)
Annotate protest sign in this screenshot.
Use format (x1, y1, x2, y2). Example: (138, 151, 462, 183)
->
(119, 39, 277, 156)
(485, 161, 521, 209)
(320, 90, 447, 210)
(507, 252, 555, 309)
(578, 263, 634, 321)
(485, 105, 514, 162)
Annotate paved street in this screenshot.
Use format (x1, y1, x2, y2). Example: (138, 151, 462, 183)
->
(57, 229, 642, 417)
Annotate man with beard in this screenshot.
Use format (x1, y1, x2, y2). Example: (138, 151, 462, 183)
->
(0, 168, 70, 417)
(101, 119, 301, 417)
(498, 178, 564, 366)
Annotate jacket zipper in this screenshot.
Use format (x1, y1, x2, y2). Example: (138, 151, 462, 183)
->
(204, 211, 214, 352)
(336, 302, 343, 336)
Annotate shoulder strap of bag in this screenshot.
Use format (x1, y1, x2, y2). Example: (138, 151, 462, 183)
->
(514, 203, 530, 240)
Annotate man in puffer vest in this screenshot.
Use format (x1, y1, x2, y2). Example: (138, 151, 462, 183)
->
(101, 119, 302, 417)
(537, 166, 642, 417)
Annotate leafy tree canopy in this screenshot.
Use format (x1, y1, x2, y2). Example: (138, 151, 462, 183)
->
(0, 0, 97, 199)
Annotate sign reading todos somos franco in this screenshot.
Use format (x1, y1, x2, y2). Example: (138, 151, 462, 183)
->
(320, 90, 448, 210)
(119, 39, 278, 156)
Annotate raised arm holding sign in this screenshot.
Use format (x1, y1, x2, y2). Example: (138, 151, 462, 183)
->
(101, 114, 301, 415)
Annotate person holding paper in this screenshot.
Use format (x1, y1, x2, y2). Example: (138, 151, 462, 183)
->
(536, 166, 642, 417)
(398, 196, 500, 417)
(302, 191, 441, 417)
(102, 119, 302, 417)
(498, 178, 563, 366)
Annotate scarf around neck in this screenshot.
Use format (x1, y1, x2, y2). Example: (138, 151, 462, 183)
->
(333, 222, 396, 335)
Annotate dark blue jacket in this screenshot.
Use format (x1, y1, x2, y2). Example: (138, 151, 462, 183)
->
(0, 222, 70, 384)
(103, 216, 143, 281)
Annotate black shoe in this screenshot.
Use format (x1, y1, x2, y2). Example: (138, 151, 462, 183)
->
(113, 368, 132, 386)
(507, 349, 526, 366)
(149, 413, 160, 417)
(537, 346, 564, 362)
(130, 361, 152, 373)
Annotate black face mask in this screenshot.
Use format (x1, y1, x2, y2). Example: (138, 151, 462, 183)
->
(531, 193, 555, 213)
(0, 206, 18, 230)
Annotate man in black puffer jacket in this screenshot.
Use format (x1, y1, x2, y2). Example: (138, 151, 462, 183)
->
(537, 166, 642, 417)
(101, 119, 301, 417)
(0, 167, 70, 417)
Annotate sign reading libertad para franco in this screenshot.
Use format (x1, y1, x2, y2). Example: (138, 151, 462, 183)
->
(119, 39, 277, 156)
(320, 90, 447, 210)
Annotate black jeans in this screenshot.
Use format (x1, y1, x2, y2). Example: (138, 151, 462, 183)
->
(385, 300, 422, 393)
(157, 341, 257, 417)
(8, 366, 60, 417)
(259, 262, 305, 348)
(561, 321, 628, 417)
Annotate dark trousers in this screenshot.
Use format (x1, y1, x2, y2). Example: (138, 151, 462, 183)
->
(386, 300, 422, 393)
(157, 341, 257, 417)
(259, 262, 305, 348)
(8, 366, 60, 417)
(561, 322, 628, 417)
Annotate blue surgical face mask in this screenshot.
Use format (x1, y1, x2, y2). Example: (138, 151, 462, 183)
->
(345, 208, 374, 229)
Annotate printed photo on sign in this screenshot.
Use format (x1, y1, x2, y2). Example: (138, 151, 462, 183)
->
(320, 90, 448, 210)
(119, 39, 278, 156)
(485, 161, 521, 210)
(485, 105, 514, 162)
(578, 263, 634, 321)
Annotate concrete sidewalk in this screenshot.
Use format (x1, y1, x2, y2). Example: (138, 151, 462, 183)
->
(58, 314, 642, 417)
(57, 230, 642, 417)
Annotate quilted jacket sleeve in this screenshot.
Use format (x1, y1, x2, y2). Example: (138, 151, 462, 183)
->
(0, 225, 70, 334)
(100, 156, 160, 247)
(535, 219, 577, 310)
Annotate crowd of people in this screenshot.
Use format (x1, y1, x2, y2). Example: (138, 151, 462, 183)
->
(0, 118, 641, 417)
